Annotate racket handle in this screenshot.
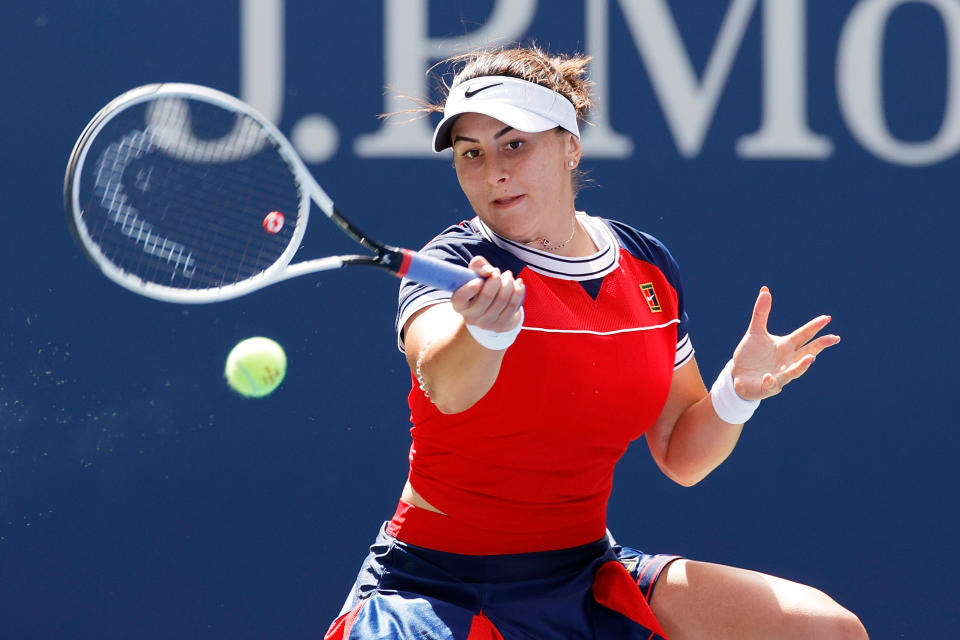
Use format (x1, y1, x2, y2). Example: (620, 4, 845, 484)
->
(399, 249, 478, 292)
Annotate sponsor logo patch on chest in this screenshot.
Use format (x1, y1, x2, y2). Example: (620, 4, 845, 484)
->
(640, 282, 662, 313)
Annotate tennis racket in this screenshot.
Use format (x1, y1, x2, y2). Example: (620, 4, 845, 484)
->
(63, 83, 476, 304)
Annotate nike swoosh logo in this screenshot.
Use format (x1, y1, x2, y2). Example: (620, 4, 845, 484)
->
(464, 82, 503, 98)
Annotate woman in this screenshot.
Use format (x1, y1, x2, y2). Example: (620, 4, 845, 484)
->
(326, 45, 867, 640)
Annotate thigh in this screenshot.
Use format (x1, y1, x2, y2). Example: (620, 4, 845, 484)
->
(649, 559, 867, 640)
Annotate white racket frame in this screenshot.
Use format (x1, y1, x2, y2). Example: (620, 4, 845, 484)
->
(68, 83, 350, 304)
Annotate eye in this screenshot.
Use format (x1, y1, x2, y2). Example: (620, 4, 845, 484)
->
(505, 139, 524, 151)
(460, 148, 480, 159)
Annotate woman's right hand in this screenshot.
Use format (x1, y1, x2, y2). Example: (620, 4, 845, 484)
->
(450, 255, 525, 333)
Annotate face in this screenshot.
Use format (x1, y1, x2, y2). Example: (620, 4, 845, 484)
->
(449, 112, 581, 243)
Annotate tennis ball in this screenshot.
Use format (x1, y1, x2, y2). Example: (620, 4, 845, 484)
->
(224, 337, 287, 398)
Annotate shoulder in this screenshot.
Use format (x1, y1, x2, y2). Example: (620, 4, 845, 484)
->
(395, 219, 523, 352)
(595, 217, 692, 349)
(592, 217, 683, 278)
(417, 219, 484, 262)
(418, 219, 527, 273)
(602, 219, 676, 260)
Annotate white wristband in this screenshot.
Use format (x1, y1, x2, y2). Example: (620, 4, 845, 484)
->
(710, 359, 761, 425)
(465, 308, 524, 351)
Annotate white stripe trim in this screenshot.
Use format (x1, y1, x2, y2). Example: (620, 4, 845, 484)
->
(523, 318, 680, 335)
(675, 335, 695, 369)
(473, 214, 620, 281)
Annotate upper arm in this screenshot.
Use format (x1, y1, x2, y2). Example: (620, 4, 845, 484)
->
(402, 299, 510, 414)
(645, 356, 708, 472)
(402, 302, 462, 370)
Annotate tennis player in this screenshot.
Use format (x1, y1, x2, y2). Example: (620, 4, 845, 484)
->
(326, 45, 867, 640)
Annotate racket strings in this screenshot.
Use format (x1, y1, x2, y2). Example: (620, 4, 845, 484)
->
(143, 100, 296, 285)
(77, 97, 303, 290)
(92, 129, 198, 278)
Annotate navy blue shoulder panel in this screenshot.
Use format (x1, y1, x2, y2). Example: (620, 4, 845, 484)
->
(395, 220, 527, 349)
(604, 219, 690, 343)
(414, 220, 527, 273)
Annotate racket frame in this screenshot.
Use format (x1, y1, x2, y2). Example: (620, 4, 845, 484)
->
(64, 83, 461, 304)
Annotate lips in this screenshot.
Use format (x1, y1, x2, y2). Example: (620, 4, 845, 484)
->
(492, 194, 524, 208)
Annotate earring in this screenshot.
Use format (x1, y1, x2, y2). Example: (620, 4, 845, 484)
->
(568, 160, 576, 168)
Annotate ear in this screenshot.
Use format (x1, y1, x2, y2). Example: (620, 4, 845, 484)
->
(565, 132, 582, 167)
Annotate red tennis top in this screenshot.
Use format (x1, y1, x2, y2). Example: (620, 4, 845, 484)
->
(388, 214, 692, 555)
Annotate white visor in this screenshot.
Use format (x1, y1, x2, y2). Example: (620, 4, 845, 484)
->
(432, 76, 580, 152)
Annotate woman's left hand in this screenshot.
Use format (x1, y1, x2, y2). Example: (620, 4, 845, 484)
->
(731, 287, 841, 401)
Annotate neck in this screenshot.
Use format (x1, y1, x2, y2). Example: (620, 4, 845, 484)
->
(525, 215, 578, 253)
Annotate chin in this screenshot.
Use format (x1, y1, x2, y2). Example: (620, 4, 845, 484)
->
(483, 217, 534, 242)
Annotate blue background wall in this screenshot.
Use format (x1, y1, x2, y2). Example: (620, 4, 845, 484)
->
(1, 1, 956, 637)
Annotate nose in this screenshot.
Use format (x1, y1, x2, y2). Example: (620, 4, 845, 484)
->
(485, 154, 508, 185)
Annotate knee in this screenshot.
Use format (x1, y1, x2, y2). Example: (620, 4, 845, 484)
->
(797, 583, 868, 640)
(824, 605, 869, 640)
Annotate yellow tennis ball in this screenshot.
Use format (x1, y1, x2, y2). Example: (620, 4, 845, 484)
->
(224, 337, 287, 398)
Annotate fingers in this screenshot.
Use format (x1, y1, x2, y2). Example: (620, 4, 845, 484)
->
(450, 256, 495, 305)
(788, 313, 837, 347)
(796, 333, 841, 359)
(769, 354, 816, 394)
(734, 286, 841, 399)
(747, 286, 772, 334)
(450, 256, 524, 332)
(468, 255, 494, 278)
(738, 354, 818, 399)
(784, 315, 841, 369)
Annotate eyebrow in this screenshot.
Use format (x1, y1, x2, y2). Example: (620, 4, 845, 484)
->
(452, 126, 516, 146)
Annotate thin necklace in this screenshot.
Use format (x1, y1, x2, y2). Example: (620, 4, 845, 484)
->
(525, 216, 577, 252)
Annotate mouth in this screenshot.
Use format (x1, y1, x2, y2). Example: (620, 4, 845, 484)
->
(491, 194, 525, 209)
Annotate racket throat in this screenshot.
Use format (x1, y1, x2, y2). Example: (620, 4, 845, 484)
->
(337, 247, 407, 277)
(379, 247, 409, 277)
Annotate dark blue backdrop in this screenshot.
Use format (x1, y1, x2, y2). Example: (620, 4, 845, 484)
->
(2, 1, 956, 637)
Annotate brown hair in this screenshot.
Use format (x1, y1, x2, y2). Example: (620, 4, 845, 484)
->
(430, 43, 594, 120)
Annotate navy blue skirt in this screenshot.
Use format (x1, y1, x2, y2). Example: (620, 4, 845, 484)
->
(325, 523, 679, 640)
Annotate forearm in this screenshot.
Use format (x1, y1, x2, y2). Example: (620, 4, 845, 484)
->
(647, 358, 746, 487)
(660, 395, 744, 486)
(649, 288, 840, 487)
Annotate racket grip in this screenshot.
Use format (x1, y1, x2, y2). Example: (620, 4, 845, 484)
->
(399, 249, 478, 292)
